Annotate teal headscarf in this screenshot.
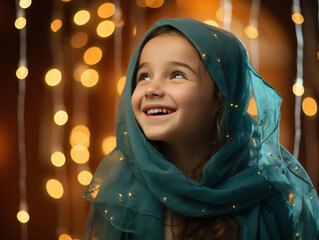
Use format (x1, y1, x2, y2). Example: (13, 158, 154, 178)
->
(83, 18, 319, 240)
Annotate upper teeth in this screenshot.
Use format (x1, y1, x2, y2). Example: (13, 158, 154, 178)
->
(146, 108, 172, 115)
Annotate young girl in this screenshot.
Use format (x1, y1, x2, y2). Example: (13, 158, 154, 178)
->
(83, 18, 319, 240)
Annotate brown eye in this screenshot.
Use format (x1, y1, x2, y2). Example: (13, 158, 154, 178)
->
(172, 72, 186, 79)
(138, 73, 151, 82)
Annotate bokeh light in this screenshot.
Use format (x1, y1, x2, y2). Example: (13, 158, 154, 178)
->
(247, 97, 258, 116)
(204, 20, 219, 27)
(54, 110, 68, 126)
(102, 136, 116, 155)
(70, 145, 90, 164)
(16, 66, 28, 79)
(78, 170, 93, 185)
(51, 151, 66, 167)
(97, 3, 115, 18)
(59, 234, 72, 240)
(73, 64, 89, 82)
(96, 20, 115, 38)
(51, 19, 62, 32)
(73, 10, 90, 26)
(17, 210, 30, 223)
(292, 12, 304, 24)
(145, 0, 164, 8)
(244, 25, 258, 39)
(61, 0, 71, 2)
(15, 17, 27, 29)
(70, 125, 90, 148)
(83, 47, 103, 65)
(70, 32, 88, 48)
(46, 179, 64, 199)
(19, 0, 32, 9)
(80, 69, 99, 87)
(117, 76, 126, 95)
(45, 68, 62, 86)
(292, 82, 304, 96)
(302, 97, 317, 117)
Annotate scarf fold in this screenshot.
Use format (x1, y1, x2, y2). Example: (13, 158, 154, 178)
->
(84, 18, 319, 240)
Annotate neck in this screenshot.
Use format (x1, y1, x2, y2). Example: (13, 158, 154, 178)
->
(158, 140, 212, 179)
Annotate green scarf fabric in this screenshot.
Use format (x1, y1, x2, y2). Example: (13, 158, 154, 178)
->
(83, 18, 319, 240)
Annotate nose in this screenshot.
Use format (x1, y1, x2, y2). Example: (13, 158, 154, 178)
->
(144, 81, 165, 98)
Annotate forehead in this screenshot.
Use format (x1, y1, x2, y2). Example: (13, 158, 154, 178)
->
(139, 33, 201, 65)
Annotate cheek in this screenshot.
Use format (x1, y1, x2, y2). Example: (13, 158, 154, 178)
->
(131, 88, 143, 115)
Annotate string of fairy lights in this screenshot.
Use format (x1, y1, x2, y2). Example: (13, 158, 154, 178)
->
(14, 0, 318, 239)
(14, 1, 32, 240)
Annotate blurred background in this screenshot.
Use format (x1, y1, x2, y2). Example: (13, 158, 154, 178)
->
(0, 0, 318, 239)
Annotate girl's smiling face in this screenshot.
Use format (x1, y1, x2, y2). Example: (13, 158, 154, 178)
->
(131, 32, 215, 145)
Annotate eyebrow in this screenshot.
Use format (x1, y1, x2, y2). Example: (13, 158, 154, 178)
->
(137, 61, 197, 75)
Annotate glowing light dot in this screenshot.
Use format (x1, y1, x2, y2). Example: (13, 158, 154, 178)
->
(73, 64, 88, 82)
(163, 197, 167, 201)
(51, 151, 66, 167)
(78, 170, 92, 185)
(73, 10, 90, 26)
(46, 179, 64, 199)
(51, 19, 62, 32)
(204, 20, 219, 27)
(71, 32, 88, 48)
(232, 205, 236, 208)
(128, 192, 132, 197)
(296, 232, 300, 237)
(84, 47, 103, 65)
(117, 76, 126, 95)
(80, 69, 99, 87)
(59, 234, 72, 240)
(70, 145, 90, 164)
(15, 17, 26, 29)
(257, 171, 261, 175)
(17, 210, 30, 223)
(102, 136, 116, 155)
(145, 0, 164, 8)
(16, 66, 28, 79)
(292, 82, 304, 96)
(54, 110, 68, 126)
(19, 0, 32, 9)
(244, 25, 258, 39)
(292, 13, 304, 24)
(70, 125, 90, 147)
(302, 97, 317, 117)
(97, 20, 115, 38)
(97, 3, 115, 18)
(45, 68, 62, 86)
(61, 0, 71, 2)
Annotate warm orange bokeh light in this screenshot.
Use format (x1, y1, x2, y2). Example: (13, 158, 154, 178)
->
(117, 76, 126, 95)
(73, 10, 90, 26)
(145, 0, 164, 8)
(70, 125, 90, 147)
(78, 170, 93, 185)
(97, 3, 115, 18)
(292, 83, 304, 96)
(80, 69, 99, 87)
(204, 20, 219, 27)
(71, 32, 88, 48)
(51, 19, 62, 32)
(70, 145, 90, 164)
(46, 179, 64, 199)
(96, 20, 115, 38)
(302, 97, 317, 117)
(292, 12, 304, 24)
(244, 25, 258, 39)
(15, 17, 27, 29)
(17, 210, 30, 223)
(45, 68, 62, 86)
(83, 47, 103, 65)
(102, 136, 116, 155)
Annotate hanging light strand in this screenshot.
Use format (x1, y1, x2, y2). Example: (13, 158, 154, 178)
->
(15, 0, 30, 239)
(247, 0, 260, 71)
(291, 0, 304, 159)
(220, 0, 233, 31)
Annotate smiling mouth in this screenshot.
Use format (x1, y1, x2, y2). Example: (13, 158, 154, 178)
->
(145, 108, 176, 116)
